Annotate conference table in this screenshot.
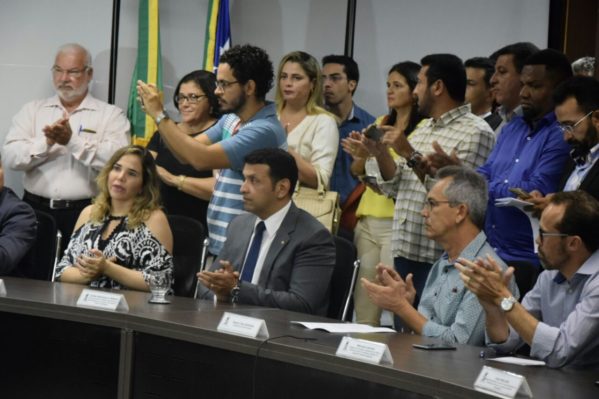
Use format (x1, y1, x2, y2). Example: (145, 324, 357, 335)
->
(0, 277, 597, 399)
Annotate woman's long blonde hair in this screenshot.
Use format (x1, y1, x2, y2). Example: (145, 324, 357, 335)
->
(91, 145, 161, 228)
(275, 51, 329, 116)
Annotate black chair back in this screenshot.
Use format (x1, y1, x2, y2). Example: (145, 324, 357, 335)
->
(327, 236, 359, 321)
(16, 210, 61, 281)
(167, 215, 206, 298)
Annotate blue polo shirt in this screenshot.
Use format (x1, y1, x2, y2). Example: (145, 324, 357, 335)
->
(478, 112, 570, 265)
(205, 102, 287, 255)
(329, 104, 375, 205)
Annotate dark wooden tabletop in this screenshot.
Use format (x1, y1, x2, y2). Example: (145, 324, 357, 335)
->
(1, 276, 597, 399)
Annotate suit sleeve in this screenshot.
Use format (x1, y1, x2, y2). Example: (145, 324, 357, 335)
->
(238, 228, 336, 315)
(0, 198, 37, 275)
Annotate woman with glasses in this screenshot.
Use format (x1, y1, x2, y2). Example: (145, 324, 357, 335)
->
(275, 51, 339, 189)
(55, 145, 173, 291)
(342, 61, 423, 326)
(145, 70, 220, 226)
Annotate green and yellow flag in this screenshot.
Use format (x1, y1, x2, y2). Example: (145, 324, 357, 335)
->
(127, 0, 163, 147)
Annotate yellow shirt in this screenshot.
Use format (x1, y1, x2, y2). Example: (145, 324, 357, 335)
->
(355, 115, 397, 219)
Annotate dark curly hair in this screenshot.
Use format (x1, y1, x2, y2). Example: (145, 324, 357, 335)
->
(219, 44, 274, 100)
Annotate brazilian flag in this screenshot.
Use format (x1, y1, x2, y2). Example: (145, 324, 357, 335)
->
(127, 0, 163, 147)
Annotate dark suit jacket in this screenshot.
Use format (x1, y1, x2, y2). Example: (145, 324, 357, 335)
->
(484, 112, 503, 132)
(201, 202, 336, 315)
(0, 188, 37, 275)
(558, 158, 599, 200)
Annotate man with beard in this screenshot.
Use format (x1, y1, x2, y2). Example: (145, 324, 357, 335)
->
(474, 50, 572, 297)
(425, 50, 574, 297)
(197, 149, 335, 315)
(456, 191, 599, 369)
(527, 77, 599, 210)
(137, 45, 286, 256)
(2, 43, 130, 248)
(369, 54, 494, 315)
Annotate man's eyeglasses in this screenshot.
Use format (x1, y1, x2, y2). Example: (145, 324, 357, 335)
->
(175, 94, 206, 104)
(424, 198, 455, 210)
(51, 66, 88, 78)
(216, 80, 239, 90)
(538, 227, 569, 242)
(558, 110, 594, 135)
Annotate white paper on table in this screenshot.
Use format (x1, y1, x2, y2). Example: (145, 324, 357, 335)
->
(488, 356, 546, 366)
(291, 321, 396, 333)
(494, 197, 540, 253)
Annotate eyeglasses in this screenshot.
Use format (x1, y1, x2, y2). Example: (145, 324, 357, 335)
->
(322, 75, 346, 83)
(423, 198, 455, 210)
(216, 80, 239, 90)
(558, 110, 594, 135)
(51, 66, 88, 78)
(175, 94, 207, 104)
(538, 227, 569, 242)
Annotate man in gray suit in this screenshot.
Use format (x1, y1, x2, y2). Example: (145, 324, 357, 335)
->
(197, 148, 336, 315)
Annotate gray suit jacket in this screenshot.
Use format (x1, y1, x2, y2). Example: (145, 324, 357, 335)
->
(201, 202, 336, 315)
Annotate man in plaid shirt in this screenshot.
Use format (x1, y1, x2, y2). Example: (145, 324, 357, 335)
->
(369, 54, 494, 318)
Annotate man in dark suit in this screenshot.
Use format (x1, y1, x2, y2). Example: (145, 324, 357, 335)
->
(0, 157, 37, 275)
(465, 57, 502, 131)
(197, 148, 336, 315)
(528, 76, 599, 209)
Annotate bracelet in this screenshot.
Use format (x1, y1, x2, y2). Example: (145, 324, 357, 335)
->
(177, 175, 187, 190)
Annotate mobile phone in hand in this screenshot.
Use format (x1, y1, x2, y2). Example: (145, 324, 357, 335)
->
(508, 187, 531, 199)
(364, 125, 383, 142)
(412, 343, 457, 351)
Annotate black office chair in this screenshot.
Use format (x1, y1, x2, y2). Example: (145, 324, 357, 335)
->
(16, 209, 62, 281)
(167, 214, 207, 298)
(327, 236, 360, 321)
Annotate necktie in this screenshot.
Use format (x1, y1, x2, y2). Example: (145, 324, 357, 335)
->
(240, 221, 266, 282)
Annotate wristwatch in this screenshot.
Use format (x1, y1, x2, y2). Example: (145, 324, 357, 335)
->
(230, 284, 241, 304)
(406, 150, 423, 168)
(500, 296, 517, 312)
(155, 110, 170, 125)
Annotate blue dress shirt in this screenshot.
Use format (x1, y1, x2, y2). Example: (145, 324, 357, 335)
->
(478, 112, 570, 265)
(419, 231, 518, 345)
(491, 250, 599, 369)
(329, 104, 375, 205)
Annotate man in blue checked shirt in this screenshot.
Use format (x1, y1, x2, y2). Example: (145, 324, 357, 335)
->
(362, 166, 518, 345)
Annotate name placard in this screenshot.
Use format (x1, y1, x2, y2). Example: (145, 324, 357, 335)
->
(0, 279, 6, 296)
(474, 365, 533, 399)
(217, 312, 269, 339)
(76, 288, 129, 311)
(336, 336, 394, 365)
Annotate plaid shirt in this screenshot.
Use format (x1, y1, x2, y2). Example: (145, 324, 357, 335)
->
(380, 105, 495, 263)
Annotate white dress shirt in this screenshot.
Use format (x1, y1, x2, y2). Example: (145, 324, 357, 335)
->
(2, 93, 130, 200)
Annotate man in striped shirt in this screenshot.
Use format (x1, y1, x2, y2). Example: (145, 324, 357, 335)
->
(138, 45, 286, 256)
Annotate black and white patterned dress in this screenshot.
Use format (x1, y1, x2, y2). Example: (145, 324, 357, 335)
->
(55, 216, 173, 289)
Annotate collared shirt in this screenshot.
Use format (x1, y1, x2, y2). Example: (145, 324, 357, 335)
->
(563, 143, 599, 191)
(2, 94, 131, 200)
(479, 112, 570, 265)
(419, 231, 518, 345)
(205, 102, 287, 255)
(329, 103, 375, 205)
(491, 250, 599, 369)
(379, 104, 495, 263)
(495, 105, 523, 136)
(244, 201, 292, 284)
